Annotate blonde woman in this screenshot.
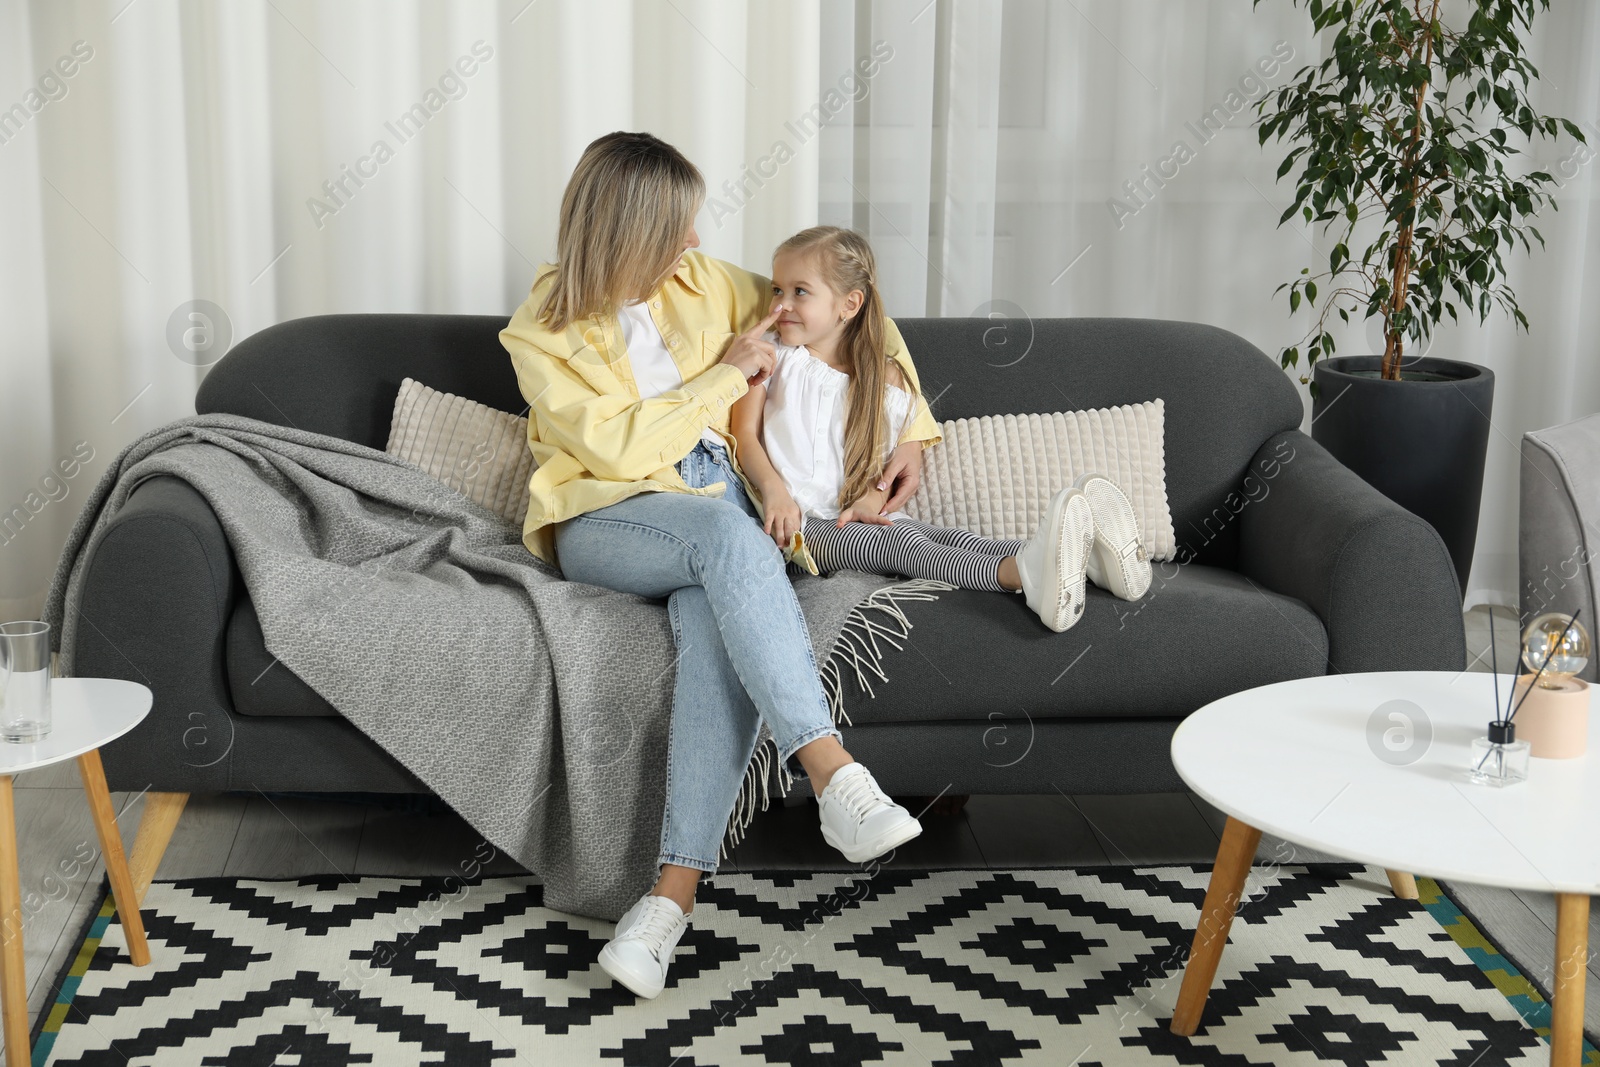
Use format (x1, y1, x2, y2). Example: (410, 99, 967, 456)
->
(499, 132, 938, 1000)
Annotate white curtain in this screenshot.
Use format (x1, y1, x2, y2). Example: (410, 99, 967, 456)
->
(818, 0, 1600, 614)
(0, 0, 822, 620)
(4, 0, 1596, 621)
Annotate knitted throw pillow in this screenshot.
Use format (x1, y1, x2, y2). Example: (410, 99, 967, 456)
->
(385, 377, 534, 526)
(899, 399, 1175, 561)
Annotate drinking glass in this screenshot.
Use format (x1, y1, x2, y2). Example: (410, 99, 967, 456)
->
(0, 621, 53, 743)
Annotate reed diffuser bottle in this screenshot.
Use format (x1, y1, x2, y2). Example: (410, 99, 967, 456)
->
(1467, 608, 1583, 787)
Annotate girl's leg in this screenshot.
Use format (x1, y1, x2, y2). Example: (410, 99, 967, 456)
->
(802, 515, 1018, 592)
(912, 522, 1029, 557)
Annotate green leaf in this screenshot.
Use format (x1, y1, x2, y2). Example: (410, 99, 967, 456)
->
(1255, 0, 1574, 353)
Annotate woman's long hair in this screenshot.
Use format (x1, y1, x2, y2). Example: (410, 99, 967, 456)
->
(775, 226, 928, 512)
(535, 132, 705, 333)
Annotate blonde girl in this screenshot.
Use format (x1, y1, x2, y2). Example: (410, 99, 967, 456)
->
(729, 226, 1153, 633)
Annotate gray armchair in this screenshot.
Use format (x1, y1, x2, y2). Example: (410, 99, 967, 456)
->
(1520, 412, 1600, 680)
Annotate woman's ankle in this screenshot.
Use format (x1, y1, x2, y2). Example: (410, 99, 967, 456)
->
(795, 737, 855, 796)
(652, 865, 701, 915)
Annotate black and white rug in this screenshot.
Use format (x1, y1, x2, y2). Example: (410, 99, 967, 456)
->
(36, 864, 1575, 1065)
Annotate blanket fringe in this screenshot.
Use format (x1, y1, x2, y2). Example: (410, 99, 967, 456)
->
(718, 577, 957, 861)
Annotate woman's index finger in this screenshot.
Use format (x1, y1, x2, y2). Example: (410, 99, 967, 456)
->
(743, 301, 784, 337)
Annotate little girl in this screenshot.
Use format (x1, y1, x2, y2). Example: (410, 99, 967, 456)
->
(729, 225, 1152, 632)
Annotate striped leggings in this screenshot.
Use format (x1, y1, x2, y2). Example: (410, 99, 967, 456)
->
(800, 516, 1030, 592)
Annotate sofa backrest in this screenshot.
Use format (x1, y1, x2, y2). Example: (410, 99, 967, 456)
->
(197, 313, 1303, 568)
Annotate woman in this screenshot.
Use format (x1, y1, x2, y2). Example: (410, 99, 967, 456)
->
(499, 131, 942, 1000)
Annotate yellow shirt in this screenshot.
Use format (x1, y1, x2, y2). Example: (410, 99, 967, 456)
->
(499, 249, 943, 570)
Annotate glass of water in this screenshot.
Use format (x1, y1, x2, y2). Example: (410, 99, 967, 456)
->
(0, 621, 53, 743)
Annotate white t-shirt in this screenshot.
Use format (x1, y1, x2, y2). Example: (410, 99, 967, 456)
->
(760, 335, 918, 520)
(618, 298, 722, 449)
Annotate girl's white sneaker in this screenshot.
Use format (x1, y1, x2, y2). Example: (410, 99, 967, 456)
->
(598, 891, 689, 999)
(1072, 472, 1152, 600)
(1014, 486, 1096, 632)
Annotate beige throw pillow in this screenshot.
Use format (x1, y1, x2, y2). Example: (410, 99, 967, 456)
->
(900, 399, 1175, 561)
(385, 377, 534, 526)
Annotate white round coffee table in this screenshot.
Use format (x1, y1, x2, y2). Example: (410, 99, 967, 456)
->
(0, 678, 153, 1064)
(1167, 670, 1597, 1066)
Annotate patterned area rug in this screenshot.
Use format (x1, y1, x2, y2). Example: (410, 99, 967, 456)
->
(33, 864, 1595, 1065)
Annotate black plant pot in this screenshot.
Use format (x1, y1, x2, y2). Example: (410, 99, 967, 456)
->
(1310, 355, 1495, 597)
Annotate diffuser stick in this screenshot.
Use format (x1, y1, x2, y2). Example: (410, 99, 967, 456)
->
(1490, 608, 1501, 715)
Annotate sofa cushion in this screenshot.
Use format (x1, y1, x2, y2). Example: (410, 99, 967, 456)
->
(902, 400, 1175, 561)
(225, 560, 1325, 722)
(832, 562, 1328, 726)
(385, 376, 534, 526)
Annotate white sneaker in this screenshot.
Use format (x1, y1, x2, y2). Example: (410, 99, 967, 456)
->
(1072, 472, 1152, 600)
(817, 762, 922, 863)
(1014, 486, 1096, 631)
(598, 892, 689, 999)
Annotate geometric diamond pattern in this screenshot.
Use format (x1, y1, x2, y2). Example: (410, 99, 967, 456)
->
(36, 865, 1558, 1065)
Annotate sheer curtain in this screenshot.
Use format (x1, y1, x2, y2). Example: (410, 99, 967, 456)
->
(818, 0, 1600, 613)
(0, 0, 822, 620)
(4, 1, 1596, 621)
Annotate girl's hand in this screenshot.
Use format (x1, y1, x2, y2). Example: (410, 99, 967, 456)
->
(720, 301, 784, 387)
(762, 488, 804, 548)
(878, 439, 925, 515)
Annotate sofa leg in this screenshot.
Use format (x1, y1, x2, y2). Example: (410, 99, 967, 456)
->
(1385, 870, 1419, 899)
(129, 792, 188, 907)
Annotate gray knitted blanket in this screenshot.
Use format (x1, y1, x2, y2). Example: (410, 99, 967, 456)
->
(41, 414, 954, 921)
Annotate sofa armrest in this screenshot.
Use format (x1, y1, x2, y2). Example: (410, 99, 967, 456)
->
(1236, 429, 1465, 673)
(68, 474, 240, 792)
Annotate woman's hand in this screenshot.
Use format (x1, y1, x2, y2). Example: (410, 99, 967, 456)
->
(837, 482, 894, 527)
(877, 439, 926, 515)
(836, 500, 895, 527)
(719, 301, 784, 387)
(762, 486, 804, 548)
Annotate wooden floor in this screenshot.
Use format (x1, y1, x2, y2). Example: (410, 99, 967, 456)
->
(9, 605, 1597, 1053)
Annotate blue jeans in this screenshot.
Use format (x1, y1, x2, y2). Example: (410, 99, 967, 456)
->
(552, 438, 841, 874)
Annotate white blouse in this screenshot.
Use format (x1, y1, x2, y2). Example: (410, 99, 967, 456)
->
(619, 298, 722, 449)
(760, 335, 918, 521)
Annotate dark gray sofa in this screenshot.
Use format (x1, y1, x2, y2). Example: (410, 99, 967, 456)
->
(64, 313, 1466, 887)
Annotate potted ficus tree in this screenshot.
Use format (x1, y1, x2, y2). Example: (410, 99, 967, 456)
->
(1254, 0, 1585, 595)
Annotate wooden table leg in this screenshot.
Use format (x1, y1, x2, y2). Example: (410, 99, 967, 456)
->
(77, 749, 150, 967)
(1386, 870, 1419, 899)
(1171, 815, 1262, 1036)
(1551, 892, 1590, 1067)
(0, 775, 29, 1067)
